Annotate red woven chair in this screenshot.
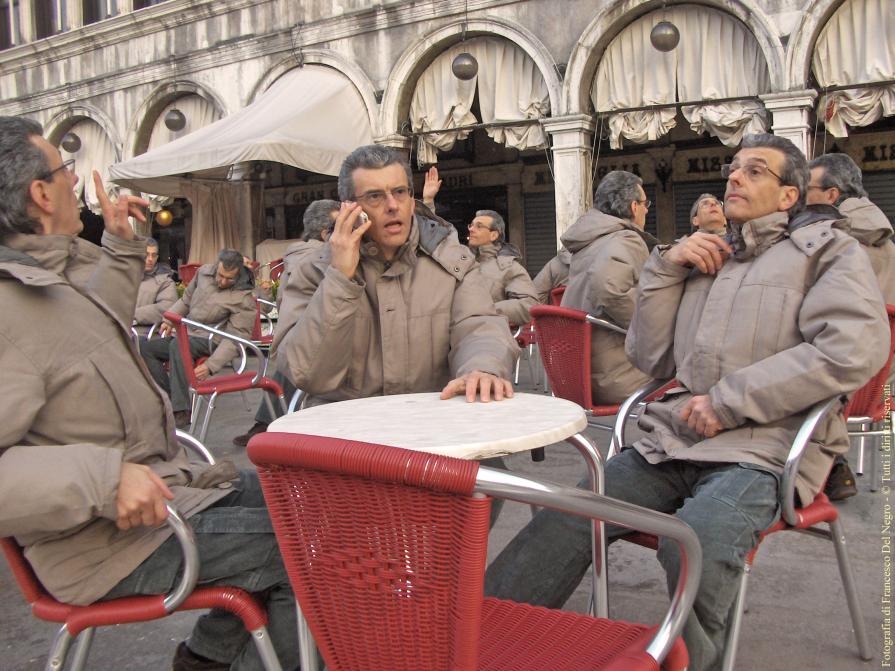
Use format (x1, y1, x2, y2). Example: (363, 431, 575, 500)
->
(164, 311, 286, 444)
(2, 496, 281, 671)
(248, 432, 701, 671)
(613, 385, 872, 670)
(531, 305, 671, 437)
(177, 263, 202, 286)
(845, 304, 895, 490)
(253, 298, 277, 354)
(549, 284, 566, 305)
(269, 258, 285, 283)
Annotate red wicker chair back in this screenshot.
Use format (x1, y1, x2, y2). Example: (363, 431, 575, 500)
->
(844, 304, 895, 422)
(177, 263, 202, 286)
(269, 258, 285, 282)
(530, 304, 593, 409)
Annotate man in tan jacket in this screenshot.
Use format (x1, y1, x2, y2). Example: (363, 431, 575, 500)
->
(132, 236, 178, 334)
(0, 117, 299, 671)
(274, 144, 518, 405)
(532, 246, 571, 304)
(688, 193, 728, 236)
(807, 152, 895, 499)
(559, 170, 653, 404)
(486, 134, 889, 671)
(140, 248, 257, 427)
(466, 209, 539, 326)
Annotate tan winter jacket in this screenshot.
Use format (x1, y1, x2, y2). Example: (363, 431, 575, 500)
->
(625, 210, 889, 504)
(167, 264, 256, 373)
(274, 206, 519, 403)
(0, 233, 235, 605)
(134, 265, 178, 329)
(474, 242, 539, 325)
(532, 248, 571, 304)
(560, 210, 652, 405)
(838, 196, 895, 305)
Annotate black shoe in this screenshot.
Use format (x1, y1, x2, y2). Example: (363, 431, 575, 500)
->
(171, 642, 229, 671)
(173, 410, 192, 429)
(825, 462, 858, 501)
(232, 421, 268, 447)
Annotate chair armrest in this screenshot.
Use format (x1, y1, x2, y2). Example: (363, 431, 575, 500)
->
(257, 298, 277, 310)
(475, 467, 701, 666)
(611, 378, 673, 457)
(585, 314, 627, 336)
(176, 429, 216, 465)
(781, 395, 842, 525)
(175, 315, 265, 382)
(162, 504, 200, 613)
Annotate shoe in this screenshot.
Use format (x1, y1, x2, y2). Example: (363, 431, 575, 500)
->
(825, 462, 858, 501)
(173, 410, 192, 429)
(232, 421, 268, 447)
(171, 642, 229, 671)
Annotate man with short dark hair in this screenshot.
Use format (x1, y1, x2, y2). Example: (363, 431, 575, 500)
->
(140, 248, 257, 428)
(688, 193, 728, 235)
(466, 209, 538, 325)
(0, 116, 299, 671)
(558, 170, 653, 404)
(133, 237, 178, 334)
(486, 134, 889, 671)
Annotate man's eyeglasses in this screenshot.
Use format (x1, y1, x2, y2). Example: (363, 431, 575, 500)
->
(40, 158, 76, 182)
(638, 199, 651, 209)
(468, 221, 494, 231)
(354, 185, 413, 208)
(721, 161, 784, 184)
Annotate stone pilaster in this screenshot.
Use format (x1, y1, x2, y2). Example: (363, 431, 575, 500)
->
(759, 90, 818, 157)
(541, 114, 596, 247)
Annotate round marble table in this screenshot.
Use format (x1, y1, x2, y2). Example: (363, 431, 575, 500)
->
(268, 392, 587, 460)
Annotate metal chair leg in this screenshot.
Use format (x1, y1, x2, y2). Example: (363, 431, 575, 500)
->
(197, 392, 217, 444)
(68, 627, 95, 671)
(287, 389, 306, 414)
(854, 425, 867, 475)
(45, 625, 73, 671)
(250, 625, 284, 671)
(721, 563, 751, 671)
(829, 517, 872, 660)
(296, 601, 320, 671)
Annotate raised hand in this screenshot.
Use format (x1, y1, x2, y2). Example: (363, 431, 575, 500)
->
(329, 202, 372, 278)
(92, 171, 149, 241)
(422, 166, 442, 208)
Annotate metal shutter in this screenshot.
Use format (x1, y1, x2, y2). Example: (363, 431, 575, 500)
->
(523, 191, 558, 276)
(862, 172, 895, 224)
(673, 181, 727, 238)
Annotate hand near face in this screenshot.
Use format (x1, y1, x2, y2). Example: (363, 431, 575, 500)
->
(115, 462, 174, 530)
(665, 232, 733, 275)
(440, 370, 515, 403)
(92, 170, 149, 241)
(679, 394, 724, 438)
(329, 202, 372, 279)
(422, 166, 442, 208)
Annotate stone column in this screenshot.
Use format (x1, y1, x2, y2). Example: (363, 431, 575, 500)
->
(541, 114, 595, 247)
(759, 90, 818, 157)
(374, 133, 412, 160)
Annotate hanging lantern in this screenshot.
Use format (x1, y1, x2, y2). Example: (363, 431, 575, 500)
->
(451, 52, 478, 81)
(650, 21, 680, 52)
(156, 209, 174, 227)
(61, 132, 81, 153)
(164, 108, 187, 131)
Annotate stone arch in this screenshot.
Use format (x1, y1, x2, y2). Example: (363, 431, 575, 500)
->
(786, 0, 848, 90)
(564, 0, 786, 115)
(379, 17, 562, 136)
(44, 104, 122, 162)
(126, 79, 227, 159)
(250, 49, 381, 138)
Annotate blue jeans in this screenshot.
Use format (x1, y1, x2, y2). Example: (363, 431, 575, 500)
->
(103, 471, 299, 671)
(484, 449, 780, 671)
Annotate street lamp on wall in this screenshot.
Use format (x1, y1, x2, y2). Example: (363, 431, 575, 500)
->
(650, 20, 680, 52)
(61, 132, 81, 153)
(164, 108, 187, 131)
(451, 0, 478, 80)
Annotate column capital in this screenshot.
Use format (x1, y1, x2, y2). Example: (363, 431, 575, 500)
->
(541, 114, 596, 135)
(374, 133, 412, 152)
(759, 89, 818, 111)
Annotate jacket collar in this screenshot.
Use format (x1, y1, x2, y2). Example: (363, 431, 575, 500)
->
(0, 234, 80, 286)
(728, 212, 790, 260)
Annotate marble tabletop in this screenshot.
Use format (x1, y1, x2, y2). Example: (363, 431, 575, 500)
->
(267, 392, 588, 460)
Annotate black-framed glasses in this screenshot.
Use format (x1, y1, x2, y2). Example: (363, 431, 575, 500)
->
(638, 199, 651, 209)
(354, 185, 413, 208)
(721, 160, 784, 184)
(468, 221, 494, 231)
(40, 158, 76, 182)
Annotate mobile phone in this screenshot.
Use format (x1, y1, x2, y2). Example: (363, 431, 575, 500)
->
(353, 210, 369, 230)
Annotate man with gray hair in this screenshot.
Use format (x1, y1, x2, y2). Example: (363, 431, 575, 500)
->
(558, 169, 653, 404)
(487, 134, 888, 671)
(140, 248, 257, 428)
(807, 152, 895, 499)
(133, 236, 177, 334)
(689, 193, 727, 235)
(466, 209, 539, 325)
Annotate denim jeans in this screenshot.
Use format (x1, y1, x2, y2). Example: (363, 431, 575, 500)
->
(484, 448, 780, 671)
(140, 336, 212, 411)
(103, 471, 299, 671)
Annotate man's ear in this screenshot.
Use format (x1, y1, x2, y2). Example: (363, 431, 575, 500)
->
(489, 229, 499, 244)
(28, 179, 52, 216)
(630, 200, 638, 220)
(779, 185, 800, 212)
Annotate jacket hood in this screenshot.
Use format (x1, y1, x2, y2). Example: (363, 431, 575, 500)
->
(838, 197, 894, 246)
(145, 262, 174, 279)
(560, 210, 634, 252)
(557, 247, 572, 264)
(0, 243, 41, 268)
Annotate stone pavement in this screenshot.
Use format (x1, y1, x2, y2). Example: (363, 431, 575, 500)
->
(1, 365, 887, 670)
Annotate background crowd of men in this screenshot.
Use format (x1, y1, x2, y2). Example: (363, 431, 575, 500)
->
(1, 111, 892, 671)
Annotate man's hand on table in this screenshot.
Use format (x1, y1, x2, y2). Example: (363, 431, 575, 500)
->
(115, 463, 174, 530)
(440, 370, 514, 403)
(679, 394, 724, 438)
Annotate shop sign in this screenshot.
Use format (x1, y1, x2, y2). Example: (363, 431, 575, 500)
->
(672, 147, 735, 183)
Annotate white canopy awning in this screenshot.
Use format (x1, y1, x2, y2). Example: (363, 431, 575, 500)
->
(109, 65, 374, 195)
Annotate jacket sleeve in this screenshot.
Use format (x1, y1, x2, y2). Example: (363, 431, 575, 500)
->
(134, 276, 178, 325)
(449, 266, 520, 379)
(624, 247, 692, 380)
(84, 232, 146, 327)
(205, 290, 257, 374)
(0, 338, 121, 537)
(708, 237, 890, 428)
(532, 257, 558, 304)
(589, 233, 648, 329)
(275, 263, 365, 394)
(494, 260, 539, 325)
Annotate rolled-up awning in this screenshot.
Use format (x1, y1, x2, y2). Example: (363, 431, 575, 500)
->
(109, 65, 373, 195)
